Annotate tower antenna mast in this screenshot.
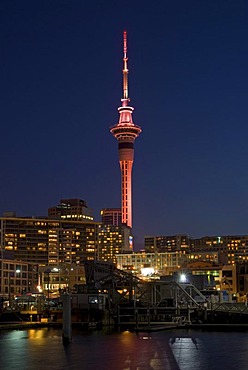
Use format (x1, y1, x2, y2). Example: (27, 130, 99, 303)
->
(123, 30, 129, 100)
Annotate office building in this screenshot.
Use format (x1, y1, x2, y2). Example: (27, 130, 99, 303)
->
(0, 215, 99, 266)
(194, 235, 248, 265)
(117, 251, 183, 278)
(39, 264, 85, 297)
(98, 224, 132, 265)
(0, 258, 38, 298)
(48, 198, 93, 221)
(0, 213, 132, 269)
(100, 208, 122, 226)
(145, 234, 193, 253)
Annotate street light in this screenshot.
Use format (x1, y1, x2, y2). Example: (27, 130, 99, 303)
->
(180, 274, 187, 283)
(51, 267, 61, 295)
(8, 269, 21, 306)
(45, 269, 51, 300)
(65, 268, 70, 292)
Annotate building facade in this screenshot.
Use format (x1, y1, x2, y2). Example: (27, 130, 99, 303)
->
(0, 216, 99, 266)
(98, 224, 132, 265)
(193, 235, 248, 265)
(0, 215, 132, 269)
(48, 198, 93, 221)
(0, 258, 38, 299)
(116, 251, 183, 278)
(39, 264, 86, 297)
(186, 251, 219, 264)
(236, 263, 248, 299)
(145, 235, 193, 253)
(100, 208, 122, 226)
(145, 234, 248, 266)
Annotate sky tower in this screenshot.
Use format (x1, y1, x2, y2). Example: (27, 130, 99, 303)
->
(110, 31, 142, 228)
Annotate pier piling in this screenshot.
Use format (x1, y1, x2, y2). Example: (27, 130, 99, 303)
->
(62, 293, 71, 345)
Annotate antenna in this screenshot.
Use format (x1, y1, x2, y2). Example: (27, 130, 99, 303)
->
(123, 30, 129, 100)
(123, 30, 127, 58)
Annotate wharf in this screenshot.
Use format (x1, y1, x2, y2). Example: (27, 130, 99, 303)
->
(130, 322, 248, 332)
(0, 321, 104, 331)
(0, 319, 178, 331)
(187, 323, 248, 331)
(119, 321, 178, 332)
(0, 321, 62, 330)
(135, 324, 178, 332)
(2, 320, 248, 332)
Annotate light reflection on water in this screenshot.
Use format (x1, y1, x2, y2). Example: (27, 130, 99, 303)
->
(0, 328, 248, 370)
(169, 336, 208, 370)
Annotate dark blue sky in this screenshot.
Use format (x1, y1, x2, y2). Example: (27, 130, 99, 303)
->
(1, 0, 248, 249)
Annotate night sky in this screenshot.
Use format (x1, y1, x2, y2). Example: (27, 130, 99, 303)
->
(1, 1, 248, 250)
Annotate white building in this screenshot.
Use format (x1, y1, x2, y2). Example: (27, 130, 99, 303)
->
(116, 251, 184, 278)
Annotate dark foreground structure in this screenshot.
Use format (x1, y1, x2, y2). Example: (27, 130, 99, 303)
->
(2, 260, 248, 331)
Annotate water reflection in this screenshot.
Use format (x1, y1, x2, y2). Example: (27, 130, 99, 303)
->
(169, 336, 207, 370)
(0, 328, 248, 369)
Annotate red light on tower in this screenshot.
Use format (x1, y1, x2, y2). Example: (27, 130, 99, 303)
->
(110, 31, 142, 228)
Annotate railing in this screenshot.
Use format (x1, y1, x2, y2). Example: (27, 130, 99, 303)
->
(115, 305, 192, 327)
(211, 302, 248, 314)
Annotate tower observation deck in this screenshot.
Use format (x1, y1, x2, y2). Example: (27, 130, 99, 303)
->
(110, 31, 142, 228)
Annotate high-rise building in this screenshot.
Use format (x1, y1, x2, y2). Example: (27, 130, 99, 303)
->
(193, 235, 248, 265)
(0, 216, 98, 266)
(100, 208, 122, 226)
(48, 198, 93, 221)
(110, 31, 142, 228)
(145, 234, 248, 266)
(145, 235, 193, 253)
(0, 213, 132, 268)
(98, 224, 132, 265)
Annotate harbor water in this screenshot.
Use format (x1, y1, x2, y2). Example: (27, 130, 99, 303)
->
(0, 327, 247, 370)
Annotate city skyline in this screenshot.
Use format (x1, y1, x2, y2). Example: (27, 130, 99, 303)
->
(1, 1, 248, 250)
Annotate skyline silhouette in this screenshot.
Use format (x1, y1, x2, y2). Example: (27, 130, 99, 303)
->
(1, 1, 248, 249)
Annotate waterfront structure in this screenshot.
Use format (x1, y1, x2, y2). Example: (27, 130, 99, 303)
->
(236, 263, 248, 300)
(100, 208, 122, 226)
(184, 263, 238, 296)
(0, 258, 38, 298)
(39, 264, 85, 297)
(217, 264, 237, 294)
(110, 31, 142, 228)
(48, 198, 93, 221)
(116, 251, 184, 278)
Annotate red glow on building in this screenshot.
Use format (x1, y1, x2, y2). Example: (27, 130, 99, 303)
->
(110, 31, 142, 228)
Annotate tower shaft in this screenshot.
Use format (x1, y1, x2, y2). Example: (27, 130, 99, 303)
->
(110, 31, 142, 228)
(120, 158, 133, 227)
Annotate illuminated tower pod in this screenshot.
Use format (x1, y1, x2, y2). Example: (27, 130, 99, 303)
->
(110, 31, 142, 228)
